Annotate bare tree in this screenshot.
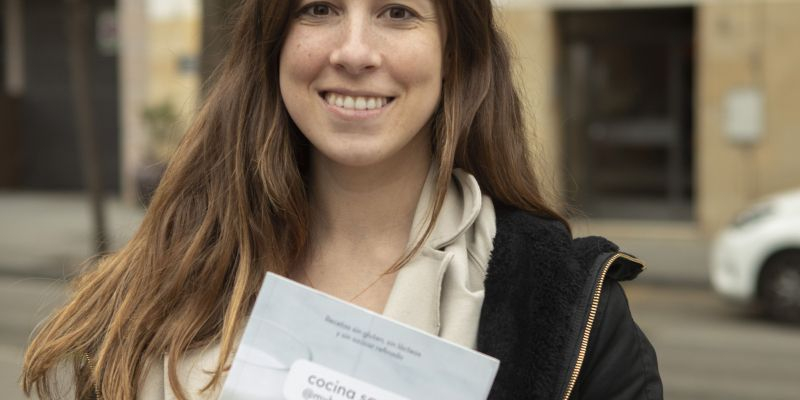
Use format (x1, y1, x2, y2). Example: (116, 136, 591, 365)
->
(65, 0, 108, 254)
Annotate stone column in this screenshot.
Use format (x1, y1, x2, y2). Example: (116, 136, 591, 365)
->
(697, 0, 767, 233)
(118, 0, 150, 203)
(496, 3, 563, 209)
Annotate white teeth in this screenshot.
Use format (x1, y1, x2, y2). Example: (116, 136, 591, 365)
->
(355, 97, 366, 110)
(323, 92, 390, 111)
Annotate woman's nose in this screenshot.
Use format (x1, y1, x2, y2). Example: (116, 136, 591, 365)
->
(329, 17, 381, 75)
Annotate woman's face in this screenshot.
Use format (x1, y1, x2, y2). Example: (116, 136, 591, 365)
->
(279, 0, 444, 169)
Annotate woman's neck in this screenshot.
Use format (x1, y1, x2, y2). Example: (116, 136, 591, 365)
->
(299, 138, 433, 311)
(308, 153, 431, 248)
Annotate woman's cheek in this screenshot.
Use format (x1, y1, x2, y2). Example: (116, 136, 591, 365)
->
(402, 36, 443, 81)
(282, 28, 329, 74)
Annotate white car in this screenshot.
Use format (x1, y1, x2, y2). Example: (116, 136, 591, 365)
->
(710, 189, 800, 322)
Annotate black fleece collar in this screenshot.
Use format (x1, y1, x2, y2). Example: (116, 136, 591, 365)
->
(477, 204, 639, 400)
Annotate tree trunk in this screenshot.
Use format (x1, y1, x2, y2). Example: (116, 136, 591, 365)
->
(65, 0, 108, 254)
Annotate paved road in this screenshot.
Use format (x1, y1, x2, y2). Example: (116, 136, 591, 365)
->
(625, 282, 800, 400)
(2, 276, 798, 399)
(0, 276, 67, 400)
(0, 192, 144, 279)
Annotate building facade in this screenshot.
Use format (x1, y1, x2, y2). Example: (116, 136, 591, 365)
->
(499, 0, 800, 234)
(4, 0, 799, 238)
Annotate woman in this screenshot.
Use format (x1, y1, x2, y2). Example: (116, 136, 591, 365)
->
(23, 0, 662, 399)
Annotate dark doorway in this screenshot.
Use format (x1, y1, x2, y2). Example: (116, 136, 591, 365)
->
(557, 7, 694, 220)
(21, 0, 119, 191)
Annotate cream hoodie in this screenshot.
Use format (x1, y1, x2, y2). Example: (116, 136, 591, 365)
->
(123, 169, 494, 399)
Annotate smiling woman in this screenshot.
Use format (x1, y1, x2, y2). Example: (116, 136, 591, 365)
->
(280, 0, 442, 170)
(279, 1, 445, 311)
(21, 1, 662, 399)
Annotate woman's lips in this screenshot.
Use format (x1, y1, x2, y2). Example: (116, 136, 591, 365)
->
(319, 91, 395, 119)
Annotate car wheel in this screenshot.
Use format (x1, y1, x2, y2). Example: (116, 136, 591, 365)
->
(760, 250, 800, 323)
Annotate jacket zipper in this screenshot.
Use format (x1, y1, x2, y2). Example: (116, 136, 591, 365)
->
(561, 252, 645, 400)
(83, 352, 102, 399)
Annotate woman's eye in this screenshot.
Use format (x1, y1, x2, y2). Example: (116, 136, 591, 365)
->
(311, 4, 331, 16)
(298, 3, 335, 18)
(384, 6, 414, 20)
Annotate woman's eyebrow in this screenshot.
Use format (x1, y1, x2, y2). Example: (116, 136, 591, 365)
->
(408, 0, 440, 20)
(395, 0, 438, 13)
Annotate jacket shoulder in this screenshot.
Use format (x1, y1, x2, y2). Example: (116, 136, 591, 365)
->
(493, 203, 572, 244)
(481, 205, 590, 399)
(573, 279, 664, 399)
(493, 203, 644, 281)
(481, 204, 656, 399)
(489, 204, 575, 281)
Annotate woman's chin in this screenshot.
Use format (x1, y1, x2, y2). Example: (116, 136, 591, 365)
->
(321, 153, 389, 170)
(309, 144, 384, 168)
(309, 133, 432, 173)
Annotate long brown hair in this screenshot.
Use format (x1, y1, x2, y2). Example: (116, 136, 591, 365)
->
(22, 0, 565, 398)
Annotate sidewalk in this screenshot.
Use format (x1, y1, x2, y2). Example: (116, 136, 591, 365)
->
(572, 218, 711, 287)
(0, 191, 145, 279)
(0, 192, 711, 286)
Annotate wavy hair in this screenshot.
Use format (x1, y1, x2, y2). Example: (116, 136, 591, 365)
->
(22, 0, 565, 398)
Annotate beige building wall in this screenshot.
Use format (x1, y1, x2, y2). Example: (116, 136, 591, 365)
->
(760, 1, 800, 193)
(119, 0, 150, 203)
(147, 17, 201, 115)
(120, 2, 202, 203)
(499, 0, 800, 236)
(698, 0, 800, 234)
(146, 16, 202, 160)
(696, 2, 764, 234)
(496, 7, 563, 208)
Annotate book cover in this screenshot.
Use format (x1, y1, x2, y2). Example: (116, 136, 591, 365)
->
(220, 273, 499, 400)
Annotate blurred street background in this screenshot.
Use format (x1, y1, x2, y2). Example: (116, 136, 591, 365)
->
(2, 0, 800, 399)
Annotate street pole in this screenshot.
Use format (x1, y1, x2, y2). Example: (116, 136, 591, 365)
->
(65, 0, 108, 254)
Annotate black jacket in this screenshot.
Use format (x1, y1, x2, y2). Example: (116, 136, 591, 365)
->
(477, 204, 663, 400)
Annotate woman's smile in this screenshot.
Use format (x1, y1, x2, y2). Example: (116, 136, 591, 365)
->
(319, 90, 396, 120)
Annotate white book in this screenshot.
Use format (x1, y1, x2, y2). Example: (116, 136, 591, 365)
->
(220, 273, 500, 400)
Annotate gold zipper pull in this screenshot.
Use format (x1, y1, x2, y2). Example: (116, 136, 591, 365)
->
(83, 352, 102, 400)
